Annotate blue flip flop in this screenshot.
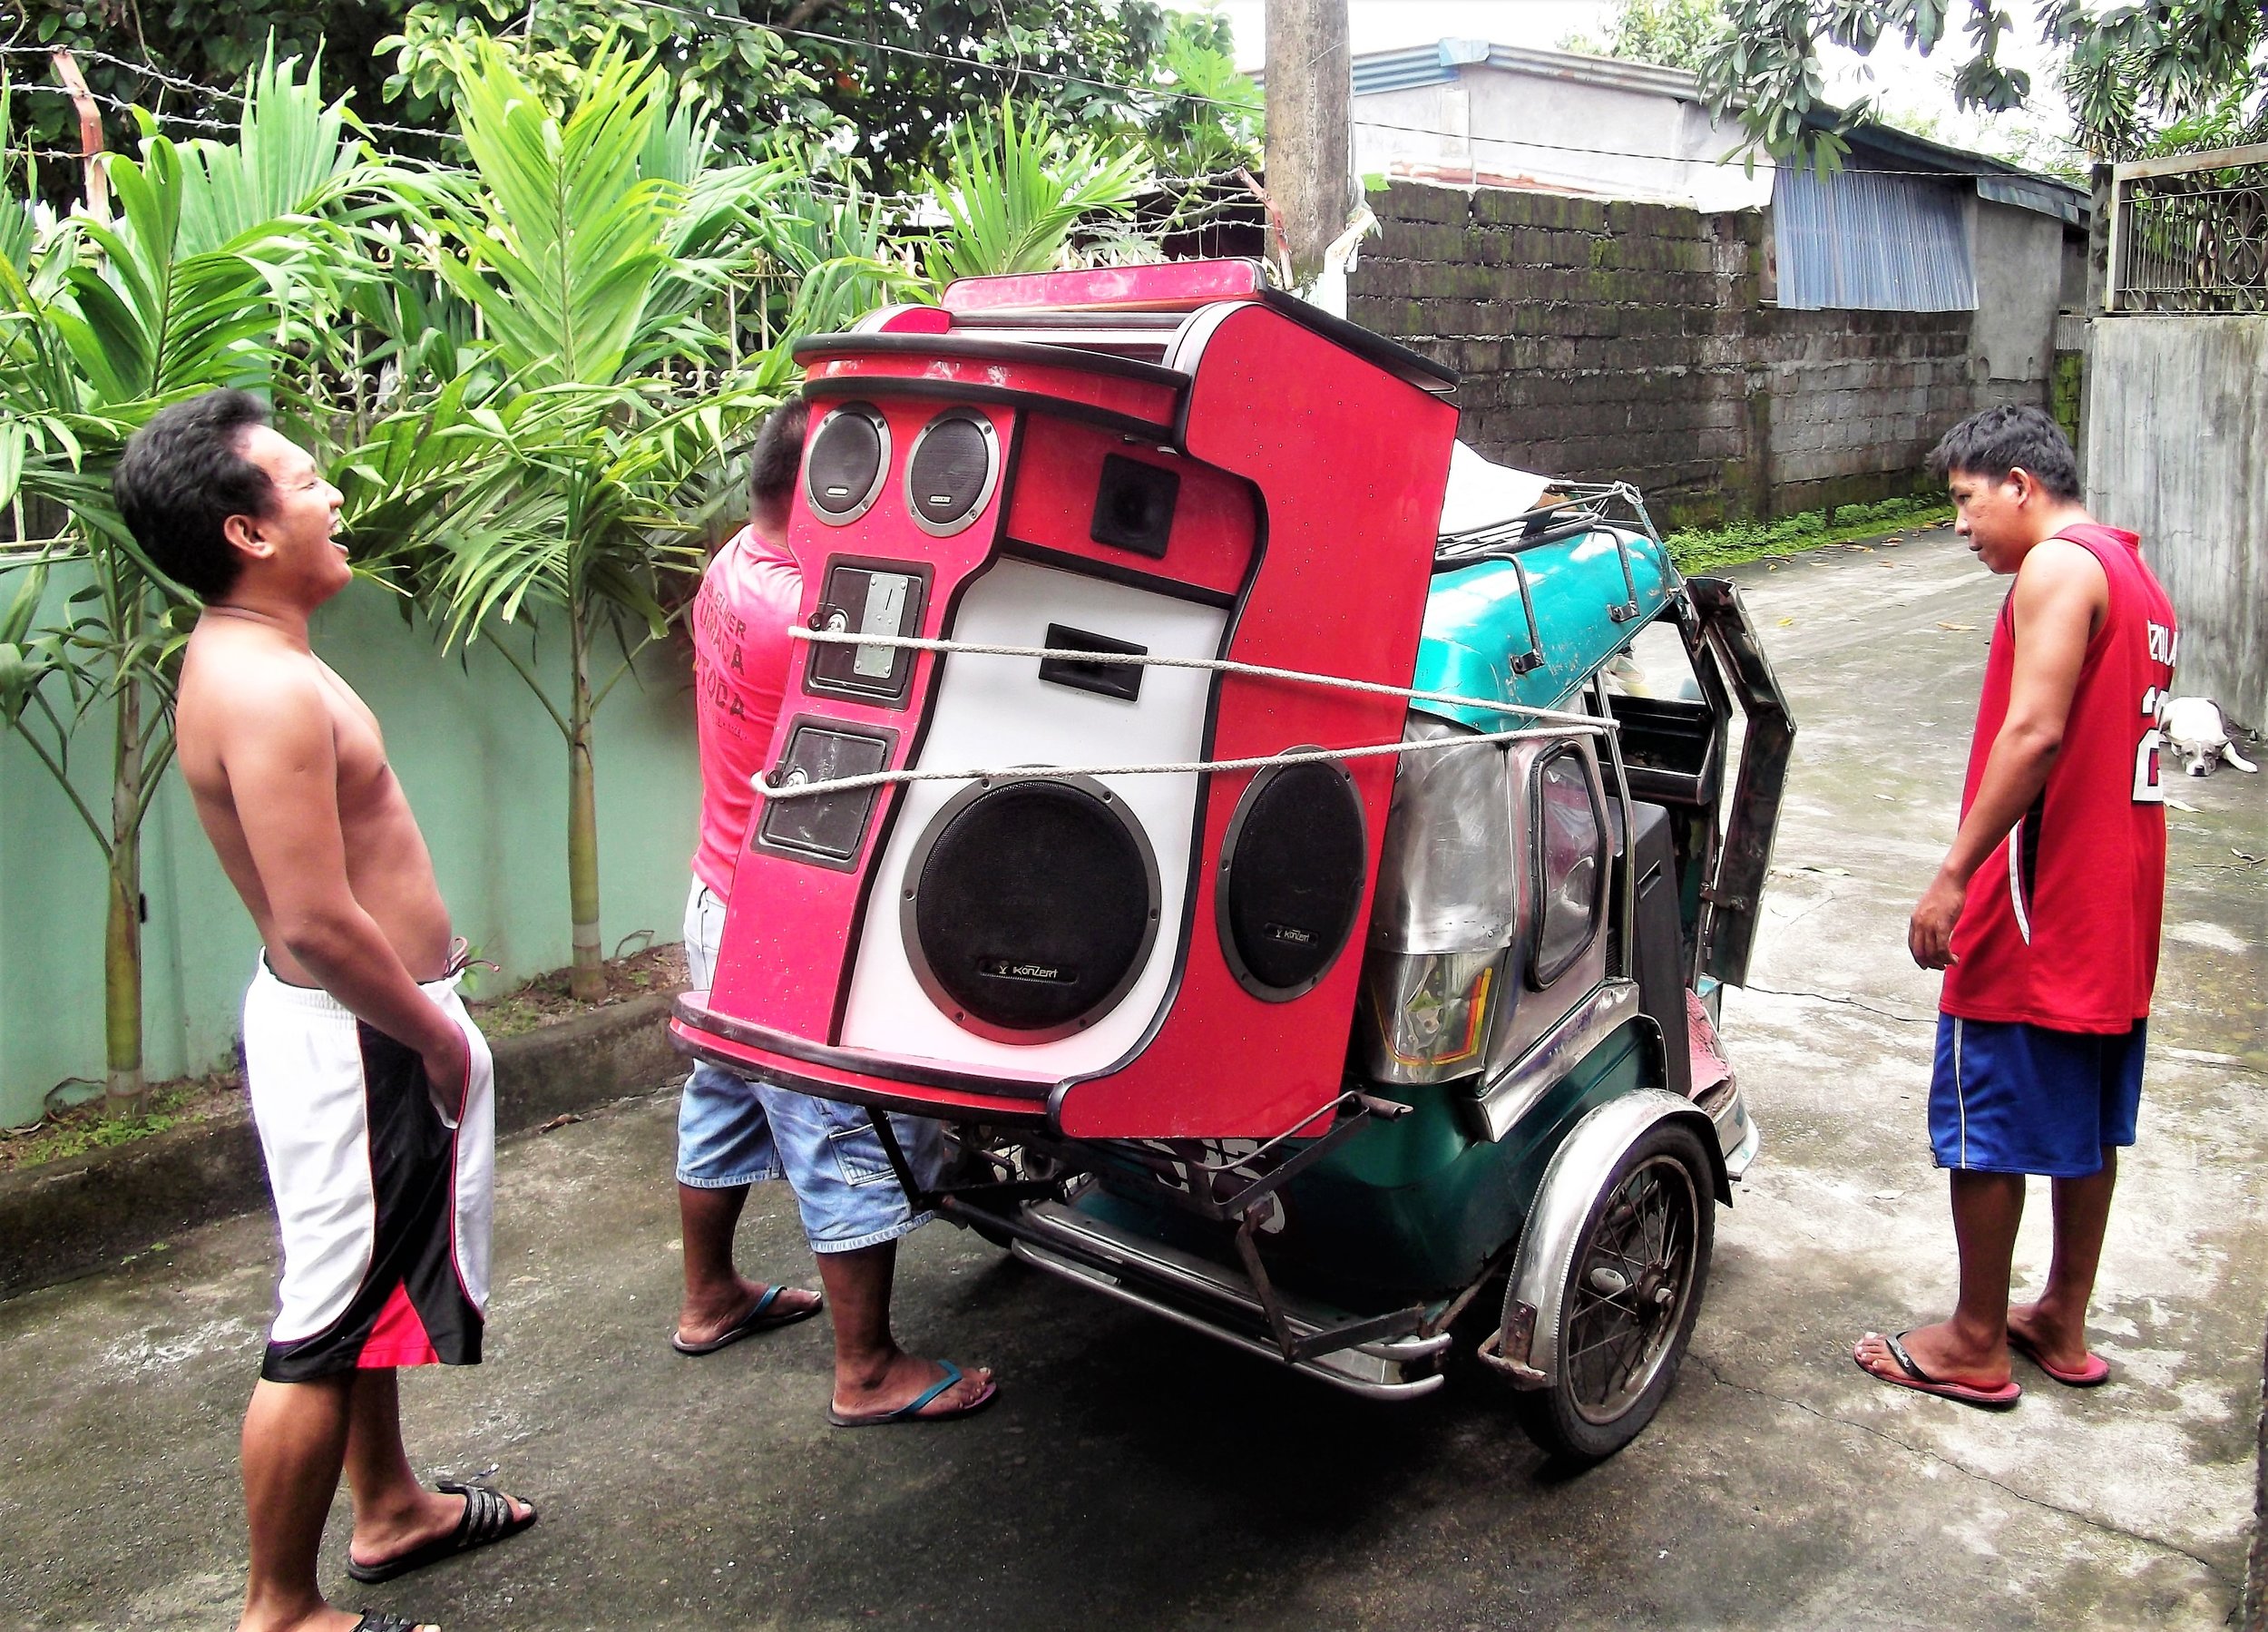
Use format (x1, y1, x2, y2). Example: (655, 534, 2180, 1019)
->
(671, 1285, 823, 1355)
(827, 1360, 998, 1427)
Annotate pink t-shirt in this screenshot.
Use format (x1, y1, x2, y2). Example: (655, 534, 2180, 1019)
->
(690, 525, 802, 898)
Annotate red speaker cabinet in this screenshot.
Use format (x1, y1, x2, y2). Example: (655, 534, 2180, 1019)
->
(672, 260, 1461, 1138)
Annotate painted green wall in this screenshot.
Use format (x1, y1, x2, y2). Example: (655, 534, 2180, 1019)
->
(0, 574, 701, 1128)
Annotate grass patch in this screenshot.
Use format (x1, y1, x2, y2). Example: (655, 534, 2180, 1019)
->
(464, 942, 687, 1040)
(0, 1067, 242, 1177)
(1666, 495, 1953, 573)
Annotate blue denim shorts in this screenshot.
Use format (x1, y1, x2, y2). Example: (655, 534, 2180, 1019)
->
(1930, 1014, 2145, 1178)
(679, 882, 944, 1252)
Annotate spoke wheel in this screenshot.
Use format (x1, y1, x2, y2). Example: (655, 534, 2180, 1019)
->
(1511, 1120, 1714, 1461)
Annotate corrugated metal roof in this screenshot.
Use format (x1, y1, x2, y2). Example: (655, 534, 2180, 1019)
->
(1774, 168, 1978, 312)
(1334, 38, 1709, 101)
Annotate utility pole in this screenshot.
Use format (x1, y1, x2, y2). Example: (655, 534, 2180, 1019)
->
(1263, 0, 1352, 288)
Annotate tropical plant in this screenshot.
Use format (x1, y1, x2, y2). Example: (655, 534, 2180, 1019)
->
(0, 55, 367, 1111)
(1132, 10, 1262, 180)
(1562, 0, 1735, 74)
(404, 37, 791, 1001)
(922, 101, 1150, 288)
(757, 178, 933, 341)
(381, 0, 842, 154)
(1697, 0, 2266, 170)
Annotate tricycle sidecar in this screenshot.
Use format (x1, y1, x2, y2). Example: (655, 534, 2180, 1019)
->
(670, 260, 1794, 1459)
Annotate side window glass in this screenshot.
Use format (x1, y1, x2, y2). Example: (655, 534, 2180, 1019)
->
(1531, 746, 1607, 988)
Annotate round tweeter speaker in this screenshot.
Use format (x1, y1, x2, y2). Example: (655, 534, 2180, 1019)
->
(1217, 756, 1367, 1002)
(805, 404, 890, 523)
(904, 409, 1000, 536)
(903, 775, 1161, 1043)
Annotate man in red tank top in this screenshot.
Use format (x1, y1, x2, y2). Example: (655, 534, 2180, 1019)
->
(1855, 405, 2176, 1409)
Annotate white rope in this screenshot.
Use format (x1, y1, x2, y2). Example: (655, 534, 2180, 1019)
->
(756, 720, 1606, 800)
(755, 630, 1608, 802)
(789, 627, 1605, 725)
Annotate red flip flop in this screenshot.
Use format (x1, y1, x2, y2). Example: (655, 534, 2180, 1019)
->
(1853, 1332, 2023, 1410)
(2008, 1327, 2111, 1387)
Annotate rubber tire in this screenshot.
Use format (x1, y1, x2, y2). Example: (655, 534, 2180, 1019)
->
(1510, 1119, 1715, 1463)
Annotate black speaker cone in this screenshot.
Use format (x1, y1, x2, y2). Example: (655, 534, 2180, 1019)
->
(905, 411, 997, 534)
(904, 777, 1160, 1041)
(807, 406, 887, 522)
(1218, 758, 1367, 1000)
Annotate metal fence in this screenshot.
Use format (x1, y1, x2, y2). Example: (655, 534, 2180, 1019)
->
(2107, 142, 2268, 314)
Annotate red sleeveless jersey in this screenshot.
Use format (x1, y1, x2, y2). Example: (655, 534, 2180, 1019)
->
(1941, 524, 2177, 1032)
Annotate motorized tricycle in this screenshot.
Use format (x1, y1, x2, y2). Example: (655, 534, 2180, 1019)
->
(672, 259, 1794, 1458)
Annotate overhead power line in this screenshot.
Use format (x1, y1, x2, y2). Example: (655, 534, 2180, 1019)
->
(4, 27, 2087, 186)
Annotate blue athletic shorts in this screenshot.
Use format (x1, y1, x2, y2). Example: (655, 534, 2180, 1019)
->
(1929, 1014, 2145, 1178)
(679, 882, 944, 1252)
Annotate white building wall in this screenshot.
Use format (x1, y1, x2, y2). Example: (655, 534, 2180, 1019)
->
(1354, 69, 1769, 212)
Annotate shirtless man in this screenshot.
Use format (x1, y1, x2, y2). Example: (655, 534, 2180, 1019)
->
(114, 390, 534, 1632)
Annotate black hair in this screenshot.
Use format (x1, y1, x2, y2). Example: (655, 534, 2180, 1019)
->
(748, 393, 811, 530)
(112, 388, 277, 601)
(1927, 403, 2081, 502)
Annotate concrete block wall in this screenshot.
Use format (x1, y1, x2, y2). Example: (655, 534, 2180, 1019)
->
(1348, 181, 2005, 525)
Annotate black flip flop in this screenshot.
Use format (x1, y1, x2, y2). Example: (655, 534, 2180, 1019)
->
(354, 1614, 434, 1632)
(346, 1481, 538, 1585)
(671, 1284, 824, 1355)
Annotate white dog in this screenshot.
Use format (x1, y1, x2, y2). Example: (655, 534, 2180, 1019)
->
(2160, 696, 2259, 777)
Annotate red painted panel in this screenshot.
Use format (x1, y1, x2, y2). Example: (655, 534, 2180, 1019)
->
(873, 305, 953, 334)
(702, 398, 1017, 1041)
(943, 259, 1265, 315)
(691, 291, 1457, 1142)
(1056, 303, 1460, 1138)
(1002, 418, 1256, 597)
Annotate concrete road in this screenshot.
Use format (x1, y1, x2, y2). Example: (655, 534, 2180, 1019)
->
(3, 528, 2262, 1630)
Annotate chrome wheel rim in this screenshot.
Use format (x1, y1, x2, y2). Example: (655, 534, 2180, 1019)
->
(1564, 1153, 1699, 1425)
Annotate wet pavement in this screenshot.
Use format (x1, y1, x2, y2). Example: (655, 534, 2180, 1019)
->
(2, 526, 2262, 1630)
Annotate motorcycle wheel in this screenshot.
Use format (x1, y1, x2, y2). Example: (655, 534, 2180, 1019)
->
(1510, 1119, 1714, 1462)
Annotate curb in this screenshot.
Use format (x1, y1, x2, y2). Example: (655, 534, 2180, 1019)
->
(0, 992, 683, 1304)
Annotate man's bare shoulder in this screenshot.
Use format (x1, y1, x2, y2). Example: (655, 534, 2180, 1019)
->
(178, 621, 332, 746)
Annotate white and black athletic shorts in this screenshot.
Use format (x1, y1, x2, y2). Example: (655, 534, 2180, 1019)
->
(242, 956, 495, 1383)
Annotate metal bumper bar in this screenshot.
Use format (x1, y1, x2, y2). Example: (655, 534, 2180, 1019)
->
(1004, 1198, 1451, 1400)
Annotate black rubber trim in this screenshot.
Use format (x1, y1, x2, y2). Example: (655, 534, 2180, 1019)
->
(674, 995, 1055, 1103)
(1256, 288, 1460, 388)
(796, 332, 1190, 389)
(800, 376, 1172, 442)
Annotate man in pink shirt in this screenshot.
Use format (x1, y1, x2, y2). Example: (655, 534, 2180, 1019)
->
(674, 395, 995, 1425)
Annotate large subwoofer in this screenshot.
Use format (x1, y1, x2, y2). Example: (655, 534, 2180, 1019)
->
(902, 774, 1162, 1042)
(1217, 757, 1368, 1001)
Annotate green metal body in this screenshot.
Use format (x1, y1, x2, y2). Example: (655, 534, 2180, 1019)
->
(1075, 523, 1686, 1308)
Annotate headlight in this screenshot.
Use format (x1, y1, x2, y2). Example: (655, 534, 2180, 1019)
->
(1362, 948, 1502, 1084)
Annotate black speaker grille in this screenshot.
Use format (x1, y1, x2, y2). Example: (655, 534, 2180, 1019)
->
(906, 778, 1158, 1040)
(907, 413, 995, 533)
(807, 407, 885, 520)
(1090, 453, 1179, 559)
(1220, 760, 1366, 999)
